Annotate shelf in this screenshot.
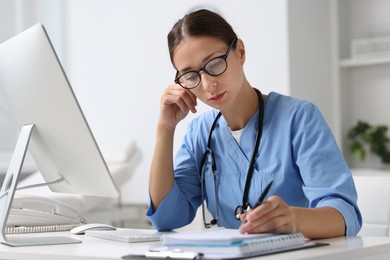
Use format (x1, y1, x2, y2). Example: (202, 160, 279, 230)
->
(351, 168, 390, 177)
(339, 56, 390, 68)
(332, 0, 390, 168)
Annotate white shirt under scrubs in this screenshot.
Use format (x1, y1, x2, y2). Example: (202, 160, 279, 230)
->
(147, 92, 362, 236)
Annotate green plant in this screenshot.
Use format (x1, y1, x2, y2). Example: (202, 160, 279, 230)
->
(347, 121, 390, 164)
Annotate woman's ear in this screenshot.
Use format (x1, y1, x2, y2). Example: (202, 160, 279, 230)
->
(236, 39, 246, 65)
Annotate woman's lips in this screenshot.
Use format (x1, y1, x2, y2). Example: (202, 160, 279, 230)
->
(209, 92, 225, 102)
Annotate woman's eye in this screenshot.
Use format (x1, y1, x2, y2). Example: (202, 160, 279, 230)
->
(184, 73, 198, 82)
(206, 58, 224, 74)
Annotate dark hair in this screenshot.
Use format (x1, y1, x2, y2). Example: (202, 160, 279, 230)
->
(167, 9, 238, 65)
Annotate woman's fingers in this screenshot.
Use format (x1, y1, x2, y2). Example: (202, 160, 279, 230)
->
(239, 196, 296, 234)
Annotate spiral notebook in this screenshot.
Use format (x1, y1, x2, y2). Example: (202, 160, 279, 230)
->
(135, 228, 326, 259)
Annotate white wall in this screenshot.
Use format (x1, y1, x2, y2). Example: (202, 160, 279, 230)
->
(0, 0, 19, 151)
(287, 0, 334, 130)
(62, 0, 290, 204)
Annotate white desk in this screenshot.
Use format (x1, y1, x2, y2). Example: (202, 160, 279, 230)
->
(1, 232, 390, 259)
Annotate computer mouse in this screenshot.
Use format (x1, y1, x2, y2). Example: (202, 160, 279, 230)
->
(70, 223, 116, 235)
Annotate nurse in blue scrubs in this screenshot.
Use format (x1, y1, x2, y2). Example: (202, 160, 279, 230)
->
(147, 8, 362, 239)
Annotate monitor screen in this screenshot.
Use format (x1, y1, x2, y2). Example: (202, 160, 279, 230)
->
(0, 24, 118, 198)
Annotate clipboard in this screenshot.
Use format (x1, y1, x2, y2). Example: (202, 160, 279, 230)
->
(122, 248, 204, 259)
(122, 243, 329, 260)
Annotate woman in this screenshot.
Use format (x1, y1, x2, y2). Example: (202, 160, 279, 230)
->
(147, 9, 361, 239)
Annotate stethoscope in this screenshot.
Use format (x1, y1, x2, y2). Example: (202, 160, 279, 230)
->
(199, 88, 264, 228)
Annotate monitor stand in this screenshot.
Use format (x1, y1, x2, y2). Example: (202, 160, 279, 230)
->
(0, 124, 81, 246)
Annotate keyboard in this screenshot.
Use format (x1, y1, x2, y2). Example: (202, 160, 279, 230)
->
(84, 228, 164, 243)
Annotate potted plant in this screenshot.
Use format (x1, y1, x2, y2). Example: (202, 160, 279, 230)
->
(347, 120, 390, 165)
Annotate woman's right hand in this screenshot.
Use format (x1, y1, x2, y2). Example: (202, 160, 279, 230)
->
(158, 83, 198, 129)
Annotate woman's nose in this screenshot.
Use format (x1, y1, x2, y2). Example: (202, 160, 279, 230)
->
(200, 72, 217, 90)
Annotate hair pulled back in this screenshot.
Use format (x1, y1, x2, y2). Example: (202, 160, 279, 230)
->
(167, 9, 238, 65)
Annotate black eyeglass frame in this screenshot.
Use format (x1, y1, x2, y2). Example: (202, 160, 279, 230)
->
(174, 39, 237, 89)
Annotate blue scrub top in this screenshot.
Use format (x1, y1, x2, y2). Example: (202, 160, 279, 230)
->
(147, 92, 362, 236)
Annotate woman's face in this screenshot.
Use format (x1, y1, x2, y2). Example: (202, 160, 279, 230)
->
(172, 36, 246, 111)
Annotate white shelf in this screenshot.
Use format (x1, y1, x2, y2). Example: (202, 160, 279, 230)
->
(331, 0, 390, 168)
(340, 56, 390, 68)
(351, 168, 390, 177)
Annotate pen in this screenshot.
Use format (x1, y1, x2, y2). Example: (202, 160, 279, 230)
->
(253, 180, 273, 209)
(242, 180, 273, 224)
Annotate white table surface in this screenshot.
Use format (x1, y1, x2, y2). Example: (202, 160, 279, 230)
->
(1, 232, 390, 260)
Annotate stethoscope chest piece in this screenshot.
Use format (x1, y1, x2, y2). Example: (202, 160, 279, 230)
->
(234, 204, 251, 220)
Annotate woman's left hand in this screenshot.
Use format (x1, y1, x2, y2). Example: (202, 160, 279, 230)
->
(238, 195, 297, 234)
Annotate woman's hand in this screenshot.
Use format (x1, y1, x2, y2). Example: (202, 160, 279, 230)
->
(239, 196, 297, 234)
(238, 196, 346, 239)
(158, 84, 198, 130)
(150, 84, 197, 210)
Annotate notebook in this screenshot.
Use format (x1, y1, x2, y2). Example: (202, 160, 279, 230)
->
(161, 228, 278, 245)
(154, 228, 324, 259)
(6, 224, 81, 234)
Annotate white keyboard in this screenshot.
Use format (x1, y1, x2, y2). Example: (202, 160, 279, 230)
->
(84, 228, 163, 243)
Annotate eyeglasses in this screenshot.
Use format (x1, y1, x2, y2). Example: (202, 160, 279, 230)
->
(174, 39, 237, 89)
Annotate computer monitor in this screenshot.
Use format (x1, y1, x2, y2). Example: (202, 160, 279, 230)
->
(0, 24, 119, 246)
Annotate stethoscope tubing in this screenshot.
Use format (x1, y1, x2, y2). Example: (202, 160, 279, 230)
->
(199, 88, 265, 224)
